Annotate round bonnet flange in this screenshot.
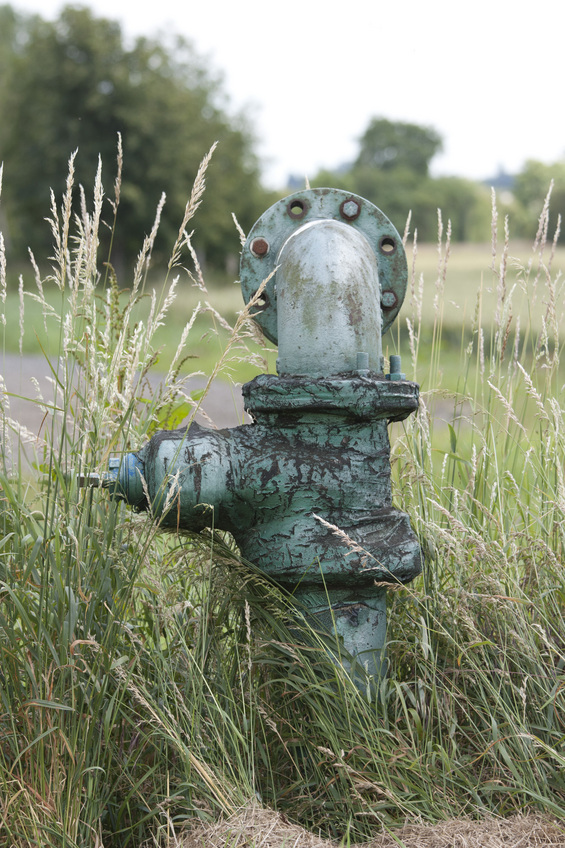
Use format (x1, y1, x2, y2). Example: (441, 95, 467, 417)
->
(239, 188, 408, 345)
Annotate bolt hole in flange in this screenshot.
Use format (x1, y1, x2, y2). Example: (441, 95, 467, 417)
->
(379, 235, 397, 255)
(240, 188, 408, 344)
(287, 199, 309, 220)
(253, 292, 269, 308)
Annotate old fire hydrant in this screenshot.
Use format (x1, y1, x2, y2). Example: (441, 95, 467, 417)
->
(107, 189, 422, 679)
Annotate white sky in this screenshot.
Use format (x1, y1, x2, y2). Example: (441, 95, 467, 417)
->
(11, 0, 565, 189)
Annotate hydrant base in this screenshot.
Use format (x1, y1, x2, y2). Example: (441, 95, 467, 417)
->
(289, 583, 388, 682)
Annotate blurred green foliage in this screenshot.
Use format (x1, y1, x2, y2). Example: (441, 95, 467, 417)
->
(1, 3, 565, 286)
(513, 158, 565, 238)
(312, 116, 565, 244)
(312, 117, 493, 241)
(0, 4, 273, 271)
(355, 116, 443, 175)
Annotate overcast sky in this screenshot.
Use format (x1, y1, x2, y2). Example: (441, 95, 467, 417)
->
(11, 0, 565, 189)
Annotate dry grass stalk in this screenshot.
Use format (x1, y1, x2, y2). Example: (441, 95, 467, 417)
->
(182, 803, 565, 848)
(169, 141, 218, 270)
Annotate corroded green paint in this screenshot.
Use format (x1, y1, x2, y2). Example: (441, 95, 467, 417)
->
(110, 375, 422, 679)
(107, 189, 422, 681)
(116, 375, 420, 586)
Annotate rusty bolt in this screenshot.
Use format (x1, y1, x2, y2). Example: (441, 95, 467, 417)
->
(250, 237, 269, 257)
(340, 198, 361, 221)
(381, 290, 398, 309)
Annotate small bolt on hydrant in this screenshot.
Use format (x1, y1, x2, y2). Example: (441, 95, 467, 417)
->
(104, 189, 423, 680)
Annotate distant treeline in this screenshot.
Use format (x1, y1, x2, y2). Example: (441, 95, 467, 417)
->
(0, 4, 273, 273)
(310, 117, 565, 245)
(0, 4, 563, 276)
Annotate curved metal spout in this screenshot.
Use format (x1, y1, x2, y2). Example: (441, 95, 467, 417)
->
(276, 219, 382, 377)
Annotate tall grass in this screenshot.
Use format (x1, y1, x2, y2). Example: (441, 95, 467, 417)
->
(0, 144, 265, 846)
(0, 151, 564, 847)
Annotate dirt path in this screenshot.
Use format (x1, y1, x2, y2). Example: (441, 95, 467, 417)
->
(1, 353, 248, 441)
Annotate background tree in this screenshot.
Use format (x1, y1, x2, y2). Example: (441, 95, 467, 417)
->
(355, 117, 443, 176)
(0, 5, 270, 271)
(512, 159, 565, 242)
(313, 116, 491, 240)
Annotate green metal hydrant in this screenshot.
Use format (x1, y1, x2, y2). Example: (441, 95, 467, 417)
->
(107, 189, 422, 678)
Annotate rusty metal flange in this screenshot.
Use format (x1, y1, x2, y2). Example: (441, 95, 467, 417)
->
(240, 188, 408, 344)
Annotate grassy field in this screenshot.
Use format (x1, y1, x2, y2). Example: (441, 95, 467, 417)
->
(1, 156, 564, 847)
(8, 234, 562, 468)
(404, 239, 565, 330)
(7, 235, 565, 389)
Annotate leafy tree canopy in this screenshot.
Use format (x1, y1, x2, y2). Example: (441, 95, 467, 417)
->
(355, 117, 443, 177)
(0, 4, 270, 270)
(318, 116, 564, 244)
(512, 159, 565, 241)
(313, 117, 489, 241)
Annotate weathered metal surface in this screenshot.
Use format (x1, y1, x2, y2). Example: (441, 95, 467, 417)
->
(108, 374, 422, 678)
(240, 187, 408, 344)
(105, 188, 422, 682)
(276, 220, 382, 376)
(110, 377, 421, 587)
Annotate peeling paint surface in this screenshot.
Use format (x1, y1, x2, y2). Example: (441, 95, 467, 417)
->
(111, 375, 422, 678)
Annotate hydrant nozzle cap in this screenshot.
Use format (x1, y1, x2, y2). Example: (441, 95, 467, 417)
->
(104, 453, 147, 509)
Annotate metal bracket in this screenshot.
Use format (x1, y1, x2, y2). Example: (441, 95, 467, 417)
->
(240, 188, 408, 345)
